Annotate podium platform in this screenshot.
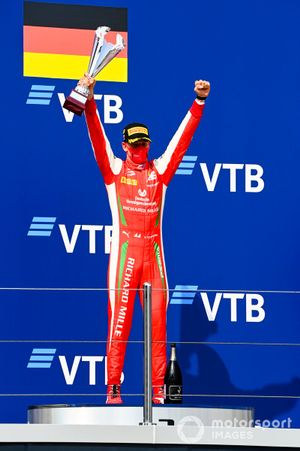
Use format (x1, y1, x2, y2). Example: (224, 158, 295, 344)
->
(28, 403, 254, 426)
(0, 422, 299, 449)
(0, 404, 290, 449)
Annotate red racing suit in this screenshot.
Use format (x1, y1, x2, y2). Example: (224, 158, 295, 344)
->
(85, 97, 205, 389)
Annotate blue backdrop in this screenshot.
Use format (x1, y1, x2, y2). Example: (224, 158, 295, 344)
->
(1, 0, 300, 427)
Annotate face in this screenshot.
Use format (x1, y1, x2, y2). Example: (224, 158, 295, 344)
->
(122, 140, 150, 164)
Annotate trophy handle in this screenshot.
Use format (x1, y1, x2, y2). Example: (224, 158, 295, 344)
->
(89, 33, 125, 77)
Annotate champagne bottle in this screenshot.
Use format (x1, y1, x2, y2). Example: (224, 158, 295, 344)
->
(164, 343, 183, 404)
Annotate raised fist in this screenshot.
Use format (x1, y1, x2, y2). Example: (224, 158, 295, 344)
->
(194, 79, 210, 98)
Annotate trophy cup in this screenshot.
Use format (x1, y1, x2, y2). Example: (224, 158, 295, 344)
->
(63, 26, 125, 116)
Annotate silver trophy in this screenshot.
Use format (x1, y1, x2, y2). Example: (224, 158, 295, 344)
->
(64, 26, 125, 116)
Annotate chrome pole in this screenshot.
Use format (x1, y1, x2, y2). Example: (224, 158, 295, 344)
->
(142, 282, 153, 425)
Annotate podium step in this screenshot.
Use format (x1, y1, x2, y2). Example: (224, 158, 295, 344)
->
(28, 404, 254, 426)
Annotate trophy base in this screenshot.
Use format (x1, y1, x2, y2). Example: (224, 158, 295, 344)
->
(63, 89, 89, 116)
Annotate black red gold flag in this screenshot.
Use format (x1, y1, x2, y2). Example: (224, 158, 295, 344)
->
(23, 2, 128, 82)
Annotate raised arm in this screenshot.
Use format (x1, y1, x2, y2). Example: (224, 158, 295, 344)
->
(81, 75, 122, 185)
(154, 80, 210, 186)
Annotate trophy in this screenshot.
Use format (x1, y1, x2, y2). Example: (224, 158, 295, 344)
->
(63, 26, 125, 116)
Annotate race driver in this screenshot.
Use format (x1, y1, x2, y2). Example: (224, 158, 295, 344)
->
(80, 74, 210, 404)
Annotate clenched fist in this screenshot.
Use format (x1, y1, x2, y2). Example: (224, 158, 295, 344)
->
(194, 79, 210, 99)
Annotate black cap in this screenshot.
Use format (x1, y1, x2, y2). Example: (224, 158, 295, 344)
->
(123, 122, 151, 144)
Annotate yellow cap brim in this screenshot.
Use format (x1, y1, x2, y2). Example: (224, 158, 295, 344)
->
(127, 137, 152, 144)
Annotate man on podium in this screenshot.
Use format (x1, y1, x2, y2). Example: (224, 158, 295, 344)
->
(79, 75, 210, 404)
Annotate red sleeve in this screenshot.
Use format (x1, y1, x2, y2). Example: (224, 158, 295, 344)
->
(154, 100, 205, 185)
(85, 99, 122, 185)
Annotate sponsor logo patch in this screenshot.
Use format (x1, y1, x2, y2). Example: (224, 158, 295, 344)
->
(147, 170, 157, 181)
(121, 176, 138, 186)
(127, 126, 148, 136)
(138, 189, 147, 197)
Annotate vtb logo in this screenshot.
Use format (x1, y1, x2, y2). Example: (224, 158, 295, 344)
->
(26, 85, 55, 106)
(170, 285, 265, 322)
(27, 348, 56, 368)
(27, 217, 56, 237)
(26, 84, 123, 124)
(27, 349, 124, 385)
(176, 156, 264, 192)
(176, 156, 198, 175)
(27, 217, 113, 254)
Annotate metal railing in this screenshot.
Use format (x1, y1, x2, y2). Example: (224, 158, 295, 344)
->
(0, 285, 299, 404)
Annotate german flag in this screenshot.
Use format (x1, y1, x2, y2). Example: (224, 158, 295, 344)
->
(24, 2, 128, 82)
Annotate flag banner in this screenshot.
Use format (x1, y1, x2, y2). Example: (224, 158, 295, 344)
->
(23, 2, 128, 81)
